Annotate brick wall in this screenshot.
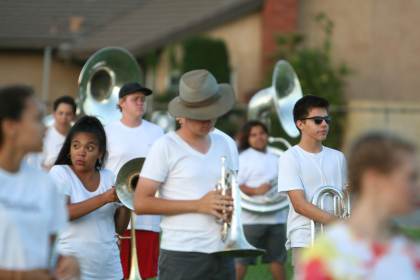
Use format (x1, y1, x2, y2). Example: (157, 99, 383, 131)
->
(261, 0, 298, 74)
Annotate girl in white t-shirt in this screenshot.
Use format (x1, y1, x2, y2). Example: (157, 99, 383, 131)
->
(49, 116, 131, 280)
(0, 85, 79, 280)
(134, 70, 236, 280)
(298, 132, 420, 280)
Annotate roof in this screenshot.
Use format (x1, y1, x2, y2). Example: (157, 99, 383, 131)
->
(0, 0, 263, 58)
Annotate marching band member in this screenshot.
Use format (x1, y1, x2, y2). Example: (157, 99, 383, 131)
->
(49, 116, 130, 280)
(277, 95, 347, 267)
(43, 96, 77, 170)
(104, 82, 164, 279)
(298, 132, 420, 280)
(134, 69, 236, 280)
(26, 95, 76, 171)
(235, 120, 287, 280)
(0, 85, 79, 280)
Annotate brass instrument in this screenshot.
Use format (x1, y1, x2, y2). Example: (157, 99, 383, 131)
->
(214, 156, 265, 257)
(310, 186, 351, 245)
(78, 47, 142, 124)
(243, 60, 303, 213)
(115, 158, 145, 280)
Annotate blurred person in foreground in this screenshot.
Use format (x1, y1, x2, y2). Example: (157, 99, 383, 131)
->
(0, 85, 79, 280)
(298, 132, 420, 280)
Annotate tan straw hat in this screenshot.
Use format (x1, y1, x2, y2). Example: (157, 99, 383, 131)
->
(168, 69, 235, 120)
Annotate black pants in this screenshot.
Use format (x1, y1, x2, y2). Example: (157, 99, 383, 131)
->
(158, 249, 235, 280)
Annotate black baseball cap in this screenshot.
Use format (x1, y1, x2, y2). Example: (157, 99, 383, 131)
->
(119, 82, 153, 99)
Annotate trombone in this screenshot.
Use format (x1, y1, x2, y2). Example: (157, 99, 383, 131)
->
(116, 158, 145, 280)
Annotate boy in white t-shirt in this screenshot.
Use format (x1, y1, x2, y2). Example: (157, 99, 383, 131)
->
(104, 82, 164, 279)
(0, 85, 79, 279)
(277, 95, 347, 267)
(134, 70, 236, 280)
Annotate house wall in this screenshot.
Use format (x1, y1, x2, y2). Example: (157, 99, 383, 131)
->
(0, 52, 80, 110)
(299, 0, 420, 148)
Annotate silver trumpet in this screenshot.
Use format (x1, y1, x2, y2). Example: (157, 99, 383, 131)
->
(310, 186, 351, 245)
(213, 156, 265, 257)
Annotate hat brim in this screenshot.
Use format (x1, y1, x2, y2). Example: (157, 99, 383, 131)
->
(168, 84, 235, 120)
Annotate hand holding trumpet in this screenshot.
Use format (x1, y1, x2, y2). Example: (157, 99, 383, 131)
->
(197, 189, 233, 221)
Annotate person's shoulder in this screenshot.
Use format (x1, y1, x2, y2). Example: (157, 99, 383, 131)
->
(49, 164, 67, 174)
(239, 148, 254, 158)
(100, 168, 116, 182)
(104, 120, 122, 132)
(142, 119, 164, 134)
(323, 146, 344, 155)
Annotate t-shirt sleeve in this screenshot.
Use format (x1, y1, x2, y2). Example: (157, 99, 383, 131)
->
(140, 138, 168, 182)
(277, 150, 304, 193)
(49, 165, 72, 197)
(47, 178, 68, 234)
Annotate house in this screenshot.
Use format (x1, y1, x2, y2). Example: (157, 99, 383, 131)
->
(1, 0, 420, 149)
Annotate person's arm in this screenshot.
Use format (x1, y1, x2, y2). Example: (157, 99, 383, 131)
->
(134, 177, 232, 219)
(239, 182, 271, 196)
(0, 269, 53, 280)
(288, 190, 337, 224)
(67, 187, 117, 221)
(114, 206, 131, 235)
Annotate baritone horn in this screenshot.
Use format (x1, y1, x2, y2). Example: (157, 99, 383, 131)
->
(213, 156, 265, 257)
(310, 186, 351, 245)
(115, 158, 145, 280)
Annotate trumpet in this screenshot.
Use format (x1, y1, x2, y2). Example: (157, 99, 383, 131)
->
(213, 156, 265, 257)
(310, 186, 351, 245)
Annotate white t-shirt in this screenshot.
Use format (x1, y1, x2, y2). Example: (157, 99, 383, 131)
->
(299, 223, 420, 280)
(105, 119, 164, 232)
(277, 145, 347, 249)
(49, 165, 122, 280)
(238, 148, 288, 225)
(212, 128, 239, 171)
(140, 131, 234, 253)
(0, 163, 67, 269)
(43, 125, 66, 168)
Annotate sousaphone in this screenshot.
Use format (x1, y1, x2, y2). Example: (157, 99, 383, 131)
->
(78, 47, 142, 124)
(243, 60, 303, 213)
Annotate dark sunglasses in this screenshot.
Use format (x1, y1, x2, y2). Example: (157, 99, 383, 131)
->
(300, 116, 332, 125)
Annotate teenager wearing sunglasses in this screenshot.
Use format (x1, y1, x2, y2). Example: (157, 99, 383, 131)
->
(277, 95, 347, 268)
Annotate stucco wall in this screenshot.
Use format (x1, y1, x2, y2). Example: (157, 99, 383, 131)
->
(299, 0, 420, 102)
(206, 12, 263, 102)
(0, 52, 80, 111)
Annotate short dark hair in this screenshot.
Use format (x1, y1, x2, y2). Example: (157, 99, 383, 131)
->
(293, 95, 330, 123)
(53, 95, 77, 114)
(238, 120, 269, 152)
(348, 132, 416, 195)
(0, 85, 34, 146)
(54, 116, 107, 170)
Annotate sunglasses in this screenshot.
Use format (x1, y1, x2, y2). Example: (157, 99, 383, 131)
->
(300, 116, 332, 125)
